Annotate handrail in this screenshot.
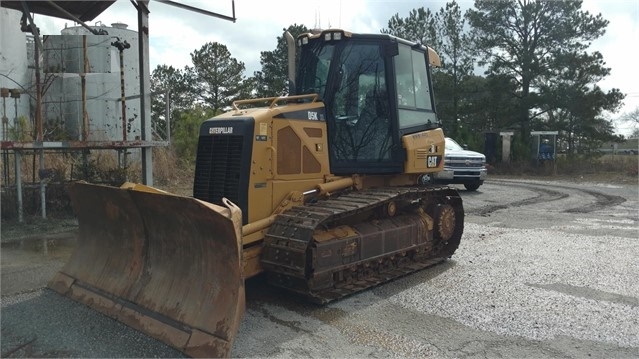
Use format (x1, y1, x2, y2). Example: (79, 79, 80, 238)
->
(232, 94, 319, 111)
(268, 94, 319, 109)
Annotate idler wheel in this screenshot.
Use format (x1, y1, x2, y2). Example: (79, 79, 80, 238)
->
(386, 201, 397, 217)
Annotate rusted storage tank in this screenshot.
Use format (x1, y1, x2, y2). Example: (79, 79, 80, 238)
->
(42, 22, 141, 141)
(0, 8, 32, 140)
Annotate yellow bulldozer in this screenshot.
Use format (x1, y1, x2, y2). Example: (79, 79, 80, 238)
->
(48, 29, 464, 357)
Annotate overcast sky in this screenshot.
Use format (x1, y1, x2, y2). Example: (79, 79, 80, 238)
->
(33, 0, 639, 134)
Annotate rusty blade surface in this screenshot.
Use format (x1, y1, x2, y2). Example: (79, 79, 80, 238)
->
(48, 182, 245, 358)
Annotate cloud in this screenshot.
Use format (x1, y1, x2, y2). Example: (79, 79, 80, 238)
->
(582, 0, 639, 119)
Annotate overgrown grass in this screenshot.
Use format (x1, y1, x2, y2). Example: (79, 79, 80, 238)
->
(151, 147, 194, 196)
(0, 146, 193, 219)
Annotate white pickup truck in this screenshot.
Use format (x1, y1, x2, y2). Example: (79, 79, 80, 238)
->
(433, 137, 487, 191)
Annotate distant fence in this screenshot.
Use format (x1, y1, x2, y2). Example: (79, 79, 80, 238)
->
(1, 183, 73, 220)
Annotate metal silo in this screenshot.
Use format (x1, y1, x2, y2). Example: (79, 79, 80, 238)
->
(42, 22, 142, 141)
(0, 8, 32, 141)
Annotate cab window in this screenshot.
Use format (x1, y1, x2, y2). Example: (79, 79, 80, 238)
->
(394, 44, 437, 129)
(330, 42, 392, 162)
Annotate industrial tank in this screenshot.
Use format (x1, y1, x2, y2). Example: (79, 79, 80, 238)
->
(42, 22, 141, 141)
(0, 8, 32, 141)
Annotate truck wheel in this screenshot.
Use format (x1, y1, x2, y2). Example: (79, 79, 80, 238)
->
(464, 182, 481, 191)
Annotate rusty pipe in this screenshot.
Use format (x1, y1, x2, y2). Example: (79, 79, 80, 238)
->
(111, 38, 130, 141)
(119, 48, 126, 141)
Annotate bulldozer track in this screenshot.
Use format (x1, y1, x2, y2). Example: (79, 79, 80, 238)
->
(262, 186, 463, 304)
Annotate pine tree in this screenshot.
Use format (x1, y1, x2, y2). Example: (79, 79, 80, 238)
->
(190, 42, 248, 112)
(253, 24, 309, 98)
(467, 0, 615, 154)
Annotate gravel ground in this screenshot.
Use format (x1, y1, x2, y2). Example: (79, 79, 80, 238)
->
(1, 178, 638, 358)
(385, 224, 639, 348)
(231, 224, 639, 358)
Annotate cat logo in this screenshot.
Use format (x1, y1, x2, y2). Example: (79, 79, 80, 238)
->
(427, 155, 441, 168)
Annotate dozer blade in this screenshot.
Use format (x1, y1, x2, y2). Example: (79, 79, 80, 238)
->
(48, 182, 245, 358)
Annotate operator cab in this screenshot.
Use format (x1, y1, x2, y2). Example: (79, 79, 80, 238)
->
(294, 29, 441, 175)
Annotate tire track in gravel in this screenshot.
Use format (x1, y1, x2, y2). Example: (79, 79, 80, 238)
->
(466, 181, 567, 216)
(468, 180, 626, 216)
(563, 187, 627, 213)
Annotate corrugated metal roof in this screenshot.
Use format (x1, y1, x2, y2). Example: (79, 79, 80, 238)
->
(0, 1, 116, 22)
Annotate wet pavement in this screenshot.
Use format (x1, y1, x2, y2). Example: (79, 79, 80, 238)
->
(1, 233, 76, 297)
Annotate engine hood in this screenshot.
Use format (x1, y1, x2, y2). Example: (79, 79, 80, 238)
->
(445, 149, 485, 159)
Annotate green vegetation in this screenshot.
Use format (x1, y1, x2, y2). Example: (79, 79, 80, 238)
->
(172, 105, 216, 163)
(383, 0, 624, 159)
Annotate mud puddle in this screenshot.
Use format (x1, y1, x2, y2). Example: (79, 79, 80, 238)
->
(1, 232, 77, 258)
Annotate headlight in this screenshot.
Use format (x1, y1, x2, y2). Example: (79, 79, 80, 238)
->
(322, 30, 345, 42)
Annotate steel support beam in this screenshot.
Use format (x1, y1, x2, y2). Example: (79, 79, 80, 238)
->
(154, 0, 236, 22)
(133, 0, 154, 185)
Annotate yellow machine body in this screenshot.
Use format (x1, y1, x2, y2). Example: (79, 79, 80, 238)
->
(49, 29, 461, 358)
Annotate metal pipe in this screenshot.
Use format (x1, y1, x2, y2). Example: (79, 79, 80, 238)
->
(81, 35, 89, 141)
(316, 177, 354, 196)
(137, 1, 153, 186)
(12, 92, 19, 138)
(110, 37, 131, 178)
(39, 150, 46, 219)
(232, 0, 236, 20)
(120, 46, 126, 142)
(2, 89, 10, 185)
(1, 90, 8, 141)
(19, 2, 43, 51)
(285, 31, 296, 94)
(242, 215, 277, 236)
(34, 34, 43, 141)
(15, 151, 23, 223)
(165, 89, 171, 143)
(2, 151, 8, 186)
(111, 38, 131, 142)
(154, 0, 236, 22)
(303, 188, 318, 196)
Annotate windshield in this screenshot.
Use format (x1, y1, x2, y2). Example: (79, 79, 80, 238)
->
(297, 41, 335, 97)
(445, 138, 464, 151)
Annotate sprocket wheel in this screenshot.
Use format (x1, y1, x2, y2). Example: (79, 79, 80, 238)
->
(436, 204, 456, 241)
